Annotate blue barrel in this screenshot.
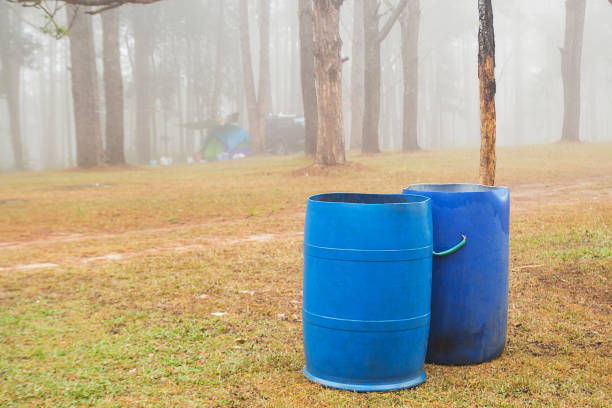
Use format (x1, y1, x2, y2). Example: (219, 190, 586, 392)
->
(303, 193, 432, 391)
(402, 184, 510, 365)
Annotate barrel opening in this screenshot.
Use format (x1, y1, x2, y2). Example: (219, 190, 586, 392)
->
(406, 183, 506, 193)
(309, 192, 428, 205)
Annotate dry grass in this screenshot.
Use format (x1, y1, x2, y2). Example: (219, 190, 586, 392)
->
(0, 143, 611, 407)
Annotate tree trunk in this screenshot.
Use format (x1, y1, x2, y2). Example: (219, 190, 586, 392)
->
(133, 9, 152, 164)
(298, 0, 318, 155)
(362, 0, 408, 153)
(68, 6, 102, 169)
(560, 0, 586, 143)
(478, 0, 496, 186)
(45, 36, 58, 168)
(101, 8, 126, 165)
(362, 0, 381, 153)
(349, 0, 364, 149)
(312, 0, 345, 166)
(0, 5, 26, 171)
(239, 0, 270, 154)
(210, 0, 224, 121)
(400, 0, 420, 151)
(257, 0, 271, 150)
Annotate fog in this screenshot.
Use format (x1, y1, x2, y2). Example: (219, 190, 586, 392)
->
(1, 0, 611, 171)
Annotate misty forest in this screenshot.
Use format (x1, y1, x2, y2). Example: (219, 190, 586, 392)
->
(1, 0, 611, 171)
(1, 0, 611, 406)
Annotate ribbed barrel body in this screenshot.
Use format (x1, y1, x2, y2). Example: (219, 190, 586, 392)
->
(303, 193, 432, 391)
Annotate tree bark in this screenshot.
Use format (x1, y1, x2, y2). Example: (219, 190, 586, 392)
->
(298, 0, 318, 155)
(101, 8, 126, 165)
(362, 0, 408, 153)
(400, 0, 420, 151)
(210, 0, 225, 121)
(257, 0, 271, 149)
(68, 6, 102, 168)
(133, 8, 152, 163)
(44, 36, 58, 168)
(0, 6, 25, 170)
(349, 0, 364, 149)
(478, 0, 496, 186)
(239, 0, 270, 154)
(312, 0, 345, 166)
(560, 0, 586, 143)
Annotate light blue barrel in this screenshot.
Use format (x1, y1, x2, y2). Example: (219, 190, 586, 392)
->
(302, 193, 432, 391)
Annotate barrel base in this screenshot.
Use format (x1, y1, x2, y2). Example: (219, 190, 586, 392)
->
(303, 368, 426, 392)
(426, 346, 505, 366)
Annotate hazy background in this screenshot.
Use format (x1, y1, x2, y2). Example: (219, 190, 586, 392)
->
(1, 0, 611, 171)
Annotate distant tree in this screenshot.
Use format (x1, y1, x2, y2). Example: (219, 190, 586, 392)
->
(0, 3, 30, 170)
(68, 6, 103, 168)
(239, 0, 270, 154)
(349, 0, 364, 149)
(560, 0, 586, 143)
(478, 0, 496, 186)
(132, 8, 153, 163)
(362, 0, 408, 153)
(101, 8, 125, 165)
(312, 0, 345, 165)
(400, 0, 420, 151)
(298, 0, 318, 155)
(209, 0, 224, 122)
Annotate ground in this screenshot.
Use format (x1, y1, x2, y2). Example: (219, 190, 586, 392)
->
(0, 143, 610, 407)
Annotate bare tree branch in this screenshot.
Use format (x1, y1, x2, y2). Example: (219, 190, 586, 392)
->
(8, 0, 161, 14)
(377, 0, 408, 43)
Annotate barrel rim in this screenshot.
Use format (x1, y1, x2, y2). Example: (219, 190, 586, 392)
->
(404, 183, 509, 194)
(308, 192, 431, 205)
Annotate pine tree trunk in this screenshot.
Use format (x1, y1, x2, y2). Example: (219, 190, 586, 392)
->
(0, 6, 25, 170)
(400, 0, 420, 151)
(560, 0, 586, 143)
(298, 0, 318, 155)
(210, 0, 225, 121)
(362, 0, 381, 153)
(46, 37, 58, 168)
(257, 0, 271, 150)
(238, 0, 270, 154)
(133, 9, 152, 164)
(478, 0, 496, 186)
(349, 0, 364, 149)
(101, 8, 126, 165)
(312, 0, 345, 166)
(68, 6, 102, 169)
(362, 0, 408, 153)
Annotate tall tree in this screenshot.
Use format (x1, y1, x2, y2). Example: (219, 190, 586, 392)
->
(349, 0, 364, 149)
(239, 0, 270, 154)
(362, 0, 408, 153)
(209, 0, 225, 121)
(312, 0, 345, 165)
(560, 0, 586, 142)
(133, 8, 153, 163)
(478, 0, 496, 186)
(101, 8, 126, 165)
(0, 4, 26, 170)
(68, 6, 102, 168)
(298, 0, 318, 155)
(44, 36, 59, 168)
(400, 0, 420, 151)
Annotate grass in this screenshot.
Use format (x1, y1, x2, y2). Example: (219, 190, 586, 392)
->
(0, 143, 611, 407)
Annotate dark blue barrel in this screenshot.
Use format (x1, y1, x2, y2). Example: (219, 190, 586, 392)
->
(402, 184, 510, 365)
(303, 193, 432, 391)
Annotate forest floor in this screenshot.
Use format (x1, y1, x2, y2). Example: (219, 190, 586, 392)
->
(0, 143, 611, 407)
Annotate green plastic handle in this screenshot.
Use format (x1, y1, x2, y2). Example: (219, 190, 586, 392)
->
(433, 234, 467, 256)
